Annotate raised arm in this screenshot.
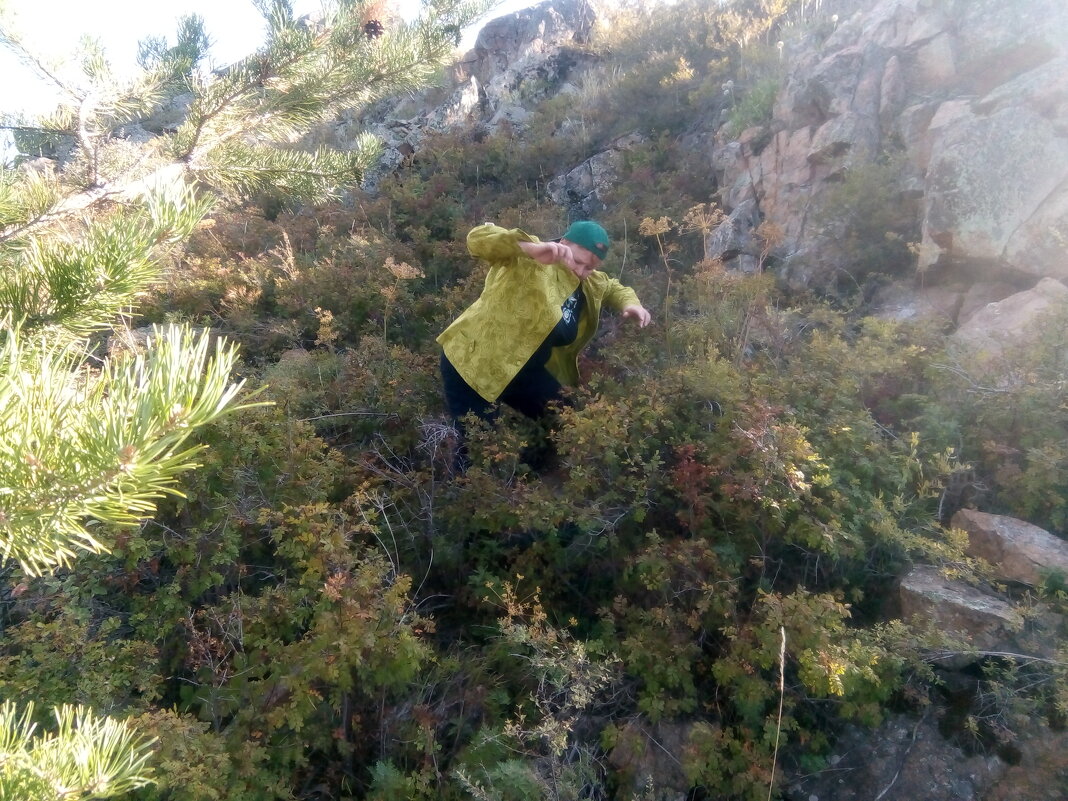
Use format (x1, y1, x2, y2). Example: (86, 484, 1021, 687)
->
(467, 223, 533, 263)
(467, 222, 595, 275)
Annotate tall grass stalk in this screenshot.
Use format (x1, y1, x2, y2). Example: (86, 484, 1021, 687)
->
(767, 626, 786, 801)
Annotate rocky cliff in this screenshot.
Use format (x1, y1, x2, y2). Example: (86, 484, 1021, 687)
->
(712, 0, 1068, 321)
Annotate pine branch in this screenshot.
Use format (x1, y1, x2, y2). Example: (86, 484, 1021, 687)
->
(0, 167, 62, 229)
(0, 176, 211, 335)
(0, 184, 113, 245)
(174, 31, 323, 163)
(0, 324, 263, 576)
(1, 0, 487, 236)
(0, 701, 155, 800)
(194, 138, 380, 201)
(177, 2, 479, 164)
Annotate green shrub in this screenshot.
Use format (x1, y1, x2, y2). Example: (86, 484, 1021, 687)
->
(724, 76, 781, 138)
(815, 157, 921, 281)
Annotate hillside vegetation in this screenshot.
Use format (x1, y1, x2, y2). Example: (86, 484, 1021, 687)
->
(2, 0, 1066, 799)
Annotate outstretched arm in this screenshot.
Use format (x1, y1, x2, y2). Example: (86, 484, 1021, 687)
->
(603, 277, 652, 329)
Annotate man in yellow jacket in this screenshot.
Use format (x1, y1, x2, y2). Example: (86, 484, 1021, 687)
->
(437, 220, 651, 467)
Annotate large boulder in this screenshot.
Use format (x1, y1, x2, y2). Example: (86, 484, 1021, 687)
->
(546, 133, 644, 218)
(898, 564, 1063, 665)
(919, 106, 1068, 277)
(898, 565, 1023, 654)
(950, 277, 1068, 359)
(951, 509, 1068, 587)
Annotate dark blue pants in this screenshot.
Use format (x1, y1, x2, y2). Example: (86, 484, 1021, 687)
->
(440, 352, 566, 470)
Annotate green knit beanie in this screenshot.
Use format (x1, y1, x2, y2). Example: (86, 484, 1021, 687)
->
(562, 220, 610, 259)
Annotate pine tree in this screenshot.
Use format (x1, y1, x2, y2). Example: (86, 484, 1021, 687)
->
(0, 1, 485, 796)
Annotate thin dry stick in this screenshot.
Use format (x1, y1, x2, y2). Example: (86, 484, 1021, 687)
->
(767, 626, 786, 801)
(873, 712, 925, 801)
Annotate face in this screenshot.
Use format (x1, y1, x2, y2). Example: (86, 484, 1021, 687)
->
(561, 239, 601, 279)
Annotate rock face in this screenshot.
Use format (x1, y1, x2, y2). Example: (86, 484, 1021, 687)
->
(981, 726, 1068, 801)
(807, 559, 1068, 800)
(789, 712, 1006, 801)
(606, 721, 693, 801)
(140, 93, 194, 135)
(951, 509, 1068, 587)
(347, 0, 1068, 308)
(332, 0, 1067, 329)
(712, 0, 1068, 305)
(922, 105, 1068, 281)
(790, 712, 1068, 801)
(454, 0, 597, 100)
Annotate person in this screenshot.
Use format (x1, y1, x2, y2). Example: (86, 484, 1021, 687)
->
(437, 220, 652, 469)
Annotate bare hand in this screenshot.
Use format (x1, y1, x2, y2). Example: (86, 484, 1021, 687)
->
(622, 304, 652, 328)
(519, 240, 581, 272)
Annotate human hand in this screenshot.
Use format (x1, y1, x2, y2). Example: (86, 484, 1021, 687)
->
(519, 240, 576, 268)
(622, 304, 652, 328)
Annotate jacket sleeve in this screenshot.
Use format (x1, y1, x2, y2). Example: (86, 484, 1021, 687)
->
(466, 223, 537, 264)
(602, 276, 641, 311)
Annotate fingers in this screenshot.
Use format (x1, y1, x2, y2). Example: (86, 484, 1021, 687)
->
(623, 305, 652, 328)
(553, 242, 577, 268)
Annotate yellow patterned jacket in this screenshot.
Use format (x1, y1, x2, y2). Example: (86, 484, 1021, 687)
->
(436, 223, 642, 402)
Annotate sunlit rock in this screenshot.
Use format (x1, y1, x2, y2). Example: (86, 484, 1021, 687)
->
(952, 509, 1068, 587)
